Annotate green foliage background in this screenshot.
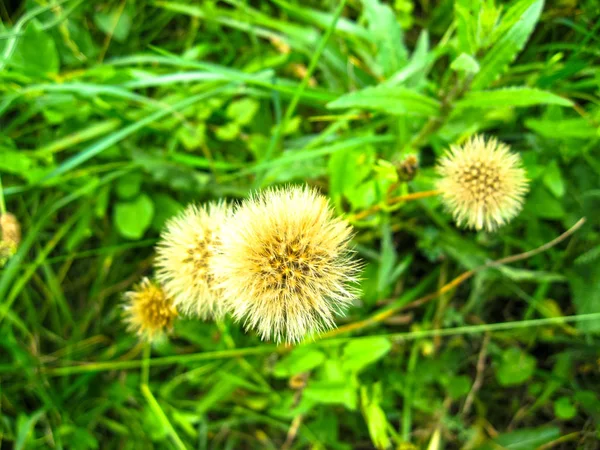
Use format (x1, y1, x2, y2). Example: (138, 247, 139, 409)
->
(1, 0, 600, 448)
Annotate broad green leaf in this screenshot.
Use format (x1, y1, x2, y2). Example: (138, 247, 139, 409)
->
(554, 396, 577, 420)
(328, 85, 440, 117)
(94, 8, 132, 43)
(454, 0, 481, 55)
(525, 117, 598, 139)
(8, 20, 59, 75)
(215, 122, 240, 141)
(569, 262, 600, 333)
(492, 426, 560, 450)
(495, 347, 536, 386)
(360, 384, 391, 450)
(151, 194, 184, 232)
(455, 88, 572, 109)
(361, 0, 408, 77)
(273, 348, 326, 378)
(328, 147, 375, 212)
(116, 172, 143, 199)
(472, 0, 544, 89)
(227, 98, 260, 125)
(385, 30, 431, 87)
(525, 185, 565, 219)
(176, 124, 206, 150)
(542, 160, 565, 198)
(114, 194, 155, 240)
(303, 381, 357, 410)
(450, 53, 480, 73)
(342, 337, 392, 372)
(0, 149, 36, 176)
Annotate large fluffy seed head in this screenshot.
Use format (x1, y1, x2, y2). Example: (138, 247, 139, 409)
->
(436, 135, 529, 231)
(123, 278, 178, 341)
(155, 202, 229, 319)
(211, 186, 360, 344)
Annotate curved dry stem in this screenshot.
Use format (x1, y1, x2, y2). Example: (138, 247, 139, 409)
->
(322, 217, 587, 339)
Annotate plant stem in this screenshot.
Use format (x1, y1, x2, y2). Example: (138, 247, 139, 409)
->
(140, 384, 188, 450)
(255, 0, 348, 187)
(0, 175, 6, 215)
(351, 189, 442, 221)
(323, 217, 587, 338)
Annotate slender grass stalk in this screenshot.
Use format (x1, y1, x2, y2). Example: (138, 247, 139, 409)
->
(255, 0, 348, 187)
(140, 384, 188, 450)
(40, 313, 600, 377)
(0, 175, 6, 215)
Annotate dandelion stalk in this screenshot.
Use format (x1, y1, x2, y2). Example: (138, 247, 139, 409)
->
(351, 189, 442, 221)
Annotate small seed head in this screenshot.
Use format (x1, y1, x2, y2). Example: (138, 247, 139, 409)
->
(123, 278, 178, 342)
(436, 135, 528, 231)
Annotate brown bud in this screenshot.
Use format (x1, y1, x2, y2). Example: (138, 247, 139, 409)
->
(398, 155, 419, 181)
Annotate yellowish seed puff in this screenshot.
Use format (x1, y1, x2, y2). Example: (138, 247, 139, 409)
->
(211, 186, 360, 344)
(123, 278, 178, 341)
(155, 202, 229, 319)
(0, 213, 21, 265)
(436, 135, 529, 232)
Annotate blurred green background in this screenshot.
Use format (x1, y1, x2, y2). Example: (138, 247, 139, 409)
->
(1, 0, 599, 448)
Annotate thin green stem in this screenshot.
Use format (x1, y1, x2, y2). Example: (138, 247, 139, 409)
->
(140, 384, 187, 450)
(255, 0, 347, 187)
(0, 175, 6, 215)
(40, 313, 600, 377)
(141, 343, 151, 386)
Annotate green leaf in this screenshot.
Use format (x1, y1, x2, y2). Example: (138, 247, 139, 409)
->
(554, 396, 577, 420)
(151, 194, 184, 232)
(525, 185, 565, 219)
(455, 88, 572, 109)
(342, 337, 392, 372)
(303, 381, 357, 410)
(569, 262, 600, 333)
(328, 147, 375, 212)
(328, 85, 440, 117)
(273, 348, 326, 378)
(0, 149, 36, 176)
(492, 426, 560, 450)
(215, 122, 240, 141)
(542, 160, 565, 198)
(9, 20, 59, 75)
(360, 384, 391, 450)
(472, 0, 544, 89)
(450, 53, 480, 73)
(454, 0, 481, 55)
(443, 375, 471, 399)
(226, 98, 260, 125)
(176, 124, 206, 150)
(94, 8, 132, 43)
(525, 118, 598, 139)
(114, 194, 155, 240)
(361, 0, 408, 77)
(495, 347, 536, 386)
(115, 172, 143, 199)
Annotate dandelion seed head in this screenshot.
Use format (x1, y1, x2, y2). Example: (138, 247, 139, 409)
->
(0, 213, 21, 266)
(155, 202, 229, 319)
(211, 186, 361, 343)
(123, 278, 178, 341)
(436, 135, 529, 231)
